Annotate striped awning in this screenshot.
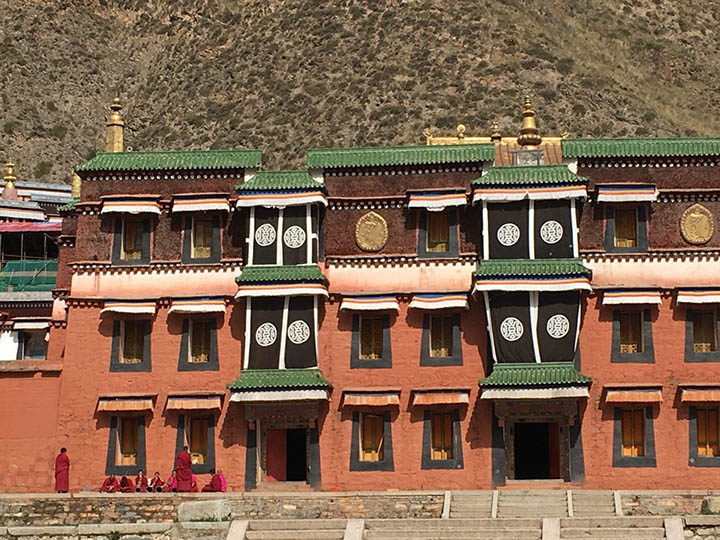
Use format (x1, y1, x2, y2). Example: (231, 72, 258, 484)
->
(680, 387, 720, 403)
(168, 297, 226, 314)
(480, 386, 590, 400)
(100, 300, 157, 316)
(602, 289, 662, 305)
(229, 389, 329, 402)
(342, 391, 400, 407)
(604, 387, 663, 403)
(677, 289, 720, 304)
(235, 191, 328, 208)
(235, 283, 329, 298)
(166, 395, 222, 410)
(596, 184, 658, 203)
(411, 390, 470, 406)
(0, 206, 46, 221)
(340, 295, 399, 311)
(474, 276, 592, 292)
(472, 185, 587, 203)
(172, 194, 230, 213)
(13, 320, 50, 330)
(407, 190, 467, 211)
(409, 293, 469, 310)
(100, 196, 161, 215)
(97, 396, 154, 412)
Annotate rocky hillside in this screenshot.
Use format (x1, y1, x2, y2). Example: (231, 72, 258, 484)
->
(1, 0, 719, 182)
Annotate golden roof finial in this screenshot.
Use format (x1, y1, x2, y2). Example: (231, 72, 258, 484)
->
(490, 120, 502, 142)
(105, 97, 125, 152)
(107, 97, 124, 126)
(456, 124, 466, 140)
(71, 171, 82, 199)
(517, 94, 542, 147)
(4, 159, 16, 189)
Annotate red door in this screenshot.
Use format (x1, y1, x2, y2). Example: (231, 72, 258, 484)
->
(265, 428, 287, 482)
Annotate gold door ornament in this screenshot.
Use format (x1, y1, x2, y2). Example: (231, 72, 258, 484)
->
(355, 211, 388, 251)
(681, 204, 714, 245)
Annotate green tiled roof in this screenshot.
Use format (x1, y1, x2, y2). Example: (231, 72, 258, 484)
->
(75, 149, 262, 172)
(58, 198, 78, 213)
(227, 368, 331, 390)
(475, 258, 591, 278)
(236, 264, 327, 285)
(563, 138, 720, 159)
(236, 170, 326, 192)
(471, 165, 587, 186)
(306, 143, 495, 169)
(0, 260, 57, 292)
(479, 362, 592, 387)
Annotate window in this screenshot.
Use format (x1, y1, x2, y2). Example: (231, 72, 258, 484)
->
(426, 212, 449, 252)
(189, 320, 211, 363)
(430, 316, 454, 357)
(117, 417, 140, 466)
(619, 312, 643, 353)
(175, 414, 215, 473)
(694, 311, 717, 353)
(621, 409, 645, 457)
(360, 413, 384, 462)
(18, 330, 47, 360)
(121, 220, 143, 260)
(359, 317, 383, 360)
(614, 208, 637, 248)
(192, 217, 213, 259)
(430, 413, 454, 460)
(186, 417, 209, 464)
(697, 408, 720, 457)
(121, 321, 145, 364)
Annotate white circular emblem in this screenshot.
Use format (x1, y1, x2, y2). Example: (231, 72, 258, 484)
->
(254, 223, 276, 247)
(540, 220, 564, 245)
(255, 322, 277, 347)
(497, 223, 521, 246)
(287, 320, 310, 344)
(546, 314, 570, 339)
(283, 226, 306, 249)
(500, 317, 524, 341)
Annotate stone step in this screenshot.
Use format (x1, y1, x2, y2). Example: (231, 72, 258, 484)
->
(248, 519, 347, 530)
(365, 532, 542, 540)
(560, 518, 666, 528)
(366, 519, 542, 529)
(499, 512, 568, 518)
(450, 513, 494, 518)
(246, 530, 345, 540)
(561, 528, 665, 539)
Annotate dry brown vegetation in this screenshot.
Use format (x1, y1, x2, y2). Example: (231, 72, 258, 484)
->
(1, 0, 719, 181)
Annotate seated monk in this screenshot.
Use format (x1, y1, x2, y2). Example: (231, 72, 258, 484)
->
(217, 469, 226, 492)
(135, 470, 148, 493)
(163, 470, 178, 492)
(148, 471, 164, 492)
(100, 474, 119, 493)
(190, 473, 199, 493)
(201, 469, 222, 492)
(117, 475, 134, 493)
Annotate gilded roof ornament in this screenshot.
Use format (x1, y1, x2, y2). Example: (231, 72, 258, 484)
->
(456, 124, 466, 139)
(107, 97, 125, 127)
(490, 120, 502, 142)
(517, 95, 542, 147)
(4, 160, 16, 189)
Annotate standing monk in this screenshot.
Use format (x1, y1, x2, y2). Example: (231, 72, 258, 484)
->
(54, 448, 70, 493)
(175, 445, 192, 492)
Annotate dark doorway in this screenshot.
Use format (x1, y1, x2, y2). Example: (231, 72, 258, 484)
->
(286, 428, 307, 481)
(514, 422, 560, 479)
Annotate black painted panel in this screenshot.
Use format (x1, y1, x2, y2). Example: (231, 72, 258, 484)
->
(537, 291, 580, 362)
(488, 201, 529, 259)
(489, 291, 534, 363)
(248, 297, 284, 369)
(534, 200, 574, 259)
(285, 296, 316, 368)
(282, 206, 308, 266)
(253, 207, 279, 265)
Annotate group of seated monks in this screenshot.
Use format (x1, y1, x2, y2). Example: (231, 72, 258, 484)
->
(100, 469, 226, 493)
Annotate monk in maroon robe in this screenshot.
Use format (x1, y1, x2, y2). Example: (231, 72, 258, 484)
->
(175, 445, 193, 492)
(148, 472, 164, 492)
(201, 469, 222, 492)
(134, 470, 148, 492)
(54, 448, 70, 493)
(100, 475, 119, 492)
(117, 476, 134, 493)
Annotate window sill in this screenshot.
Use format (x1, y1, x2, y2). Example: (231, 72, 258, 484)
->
(0, 360, 60, 373)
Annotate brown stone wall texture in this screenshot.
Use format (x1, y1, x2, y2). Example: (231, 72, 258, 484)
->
(80, 176, 242, 201)
(578, 164, 720, 191)
(324, 168, 478, 198)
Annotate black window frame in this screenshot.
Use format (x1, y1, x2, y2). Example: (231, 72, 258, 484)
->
(418, 209, 459, 259)
(603, 205, 648, 253)
(16, 329, 48, 360)
(421, 409, 464, 470)
(420, 313, 462, 366)
(612, 406, 656, 467)
(112, 217, 151, 266)
(685, 308, 720, 363)
(177, 317, 219, 371)
(350, 313, 392, 369)
(611, 308, 655, 363)
(105, 415, 147, 476)
(350, 410, 394, 472)
(110, 319, 152, 372)
(181, 215, 221, 264)
(689, 405, 720, 467)
(174, 413, 216, 474)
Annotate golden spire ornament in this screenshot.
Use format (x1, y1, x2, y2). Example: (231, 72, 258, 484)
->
(4, 160, 16, 189)
(105, 97, 125, 153)
(517, 95, 542, 147)
(71, 171, 82, 199)
(490, 120, 502, 142)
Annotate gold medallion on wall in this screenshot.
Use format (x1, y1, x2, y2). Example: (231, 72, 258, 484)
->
(355, 211, 388, 251)
(680, 203, 714, 245)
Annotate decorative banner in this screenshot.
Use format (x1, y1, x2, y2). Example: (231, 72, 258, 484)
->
(407, 191, 467, 211)
(676, 289, 720, 304)
(340, 295, 399, 311)
(171, 194, 230, 213)
(602, 289, 662, 305)
(409, 293, 469, 310)
(168, 297, 227, 314)
(100, 197, 161, 215)
(284, 296, 316, 369)
(595, 184, 658, 202)
(355, 211, 388, 251)
(100, 300, 157, 316)
(680, 204, 714, 245)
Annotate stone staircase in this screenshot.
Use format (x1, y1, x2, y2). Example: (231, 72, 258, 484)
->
(243, 519, 347, 539)
(560, 517, 666, 540)
(449, 490, 494, 518)
(498, 490, 569, 518)
(571, 491, 617, 517)
(363, 518, 542, 540)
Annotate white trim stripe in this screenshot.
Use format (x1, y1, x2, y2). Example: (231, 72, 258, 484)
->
(596, 184, 658, 202)
(602, 289, 662, 305)
(472, 185, 587, 203)
(677, 289, 720, 304)
(481, 386, 590, 399)
(171, 197, 230, 213)
(474, 277, 592, 292)
(168, 298, 227, 314)
(13, 321, 50, 330)
(409, 293, 469, 310)
(407, 192, 467, 211)
(100, 301, 157, 315)
(100, 200, 161, 215)
(229, 389, 329, 402)
(235, 283, 329, 298)
(340, 296, 400, 311)
(235, 191, 328, 208)
(0, 208, 46, 221)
